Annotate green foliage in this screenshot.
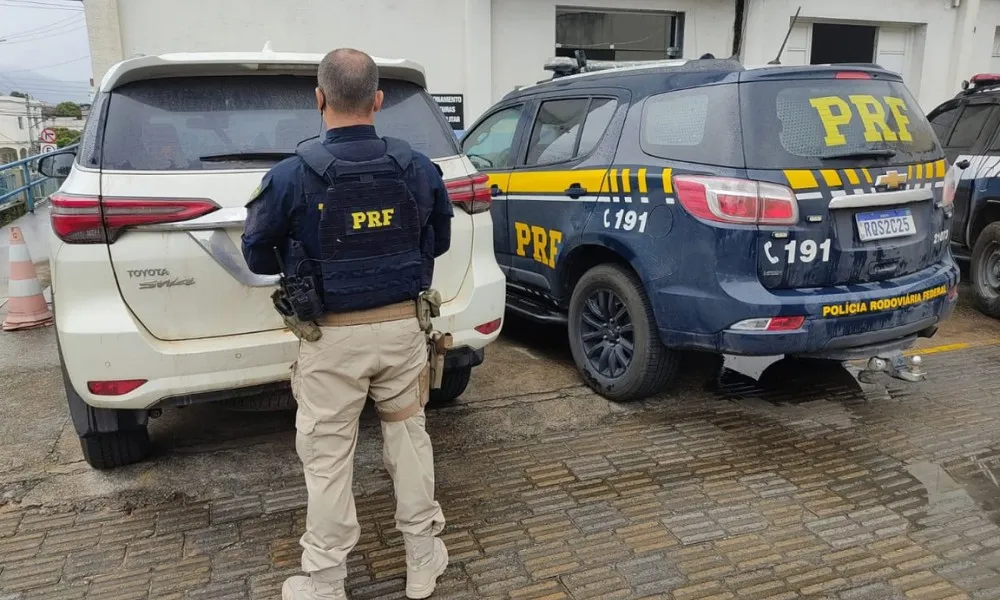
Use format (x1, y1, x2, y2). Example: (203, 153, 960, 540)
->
(54, 101, 82, 118)
(53, 127, 82, 148)
(9, 91, 27, 99)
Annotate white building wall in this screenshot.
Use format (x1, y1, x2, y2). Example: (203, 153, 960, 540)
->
(83, 0, 1000, 126)
(83, 0, 734, 126)
(0, 97, 44, 163)
(490, 0, 735, 107)
(741, 0, 1000, 111)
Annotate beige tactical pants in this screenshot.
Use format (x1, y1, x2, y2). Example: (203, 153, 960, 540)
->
(290, 302, 446, 581)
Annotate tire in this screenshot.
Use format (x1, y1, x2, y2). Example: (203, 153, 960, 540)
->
(568, 264, 678, 402)
(429, 366, 472, 405)
(971, 222, 1000, 319)
(79, 429, 151, 470)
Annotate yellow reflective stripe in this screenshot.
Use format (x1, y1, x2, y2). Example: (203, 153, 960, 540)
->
(861, 168, 873, 184)
(609, 169, 619, 194)
(638, 168, 648, 193)
(662, 168, 673, 193)
(907, 165, 914, 181)
(507, 170, 608, 194)
(916, 163, 924, 179)
(844, 169, 860, 185)
(820, 169, 842, 187)
(621, 168, 631, 193)
(936, 159, 946, 178)
(784, 169, 818, 190)
(925, 162, 935, 180)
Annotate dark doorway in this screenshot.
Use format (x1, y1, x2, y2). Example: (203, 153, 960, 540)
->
(810, 23, 876, 64)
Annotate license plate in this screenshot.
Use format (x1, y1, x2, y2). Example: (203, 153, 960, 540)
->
(855, 208, 916, 242)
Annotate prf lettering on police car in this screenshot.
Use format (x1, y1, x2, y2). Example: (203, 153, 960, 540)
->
(514, 221, 562, 268)
(821, 285, 948, 317)
(350, 208, 396, 230)
(809, 95, 912, 146)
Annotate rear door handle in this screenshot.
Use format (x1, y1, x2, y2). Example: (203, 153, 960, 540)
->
(490, 184, 502, 197)
(565, 183, 587, 199)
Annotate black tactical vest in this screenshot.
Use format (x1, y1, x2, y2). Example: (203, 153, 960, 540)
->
(296, 137, 424, 313)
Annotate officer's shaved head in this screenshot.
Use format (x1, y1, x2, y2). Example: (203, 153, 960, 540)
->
(317, 48, 381, 117)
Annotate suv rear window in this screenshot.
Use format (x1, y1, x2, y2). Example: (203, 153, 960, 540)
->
(740, 77, 940, 169)
(100, 75, 458, 171)
(640, 83, 744, 167)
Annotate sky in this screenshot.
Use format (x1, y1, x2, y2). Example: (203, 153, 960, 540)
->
(0, 0, 93, 104)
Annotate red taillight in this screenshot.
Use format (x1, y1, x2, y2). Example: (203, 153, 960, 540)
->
(766, 316, 805, 331)
(87, 379, 147, 396)
(836, 71, 872, 79)
(446, 173, 492, 214)
(673, 176, 799, 226)
(50, 193, 219, 244)
(474, 318, 502, 335)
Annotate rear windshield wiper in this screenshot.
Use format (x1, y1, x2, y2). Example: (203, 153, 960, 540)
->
(199, 151, 295, 162)
(822, 149, 897, 160)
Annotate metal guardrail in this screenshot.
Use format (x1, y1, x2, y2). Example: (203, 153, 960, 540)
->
(0, 144, 77, 214)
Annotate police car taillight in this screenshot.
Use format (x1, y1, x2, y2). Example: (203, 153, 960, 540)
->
(446, 173, 492, 214)
(673, 176, 799, 226)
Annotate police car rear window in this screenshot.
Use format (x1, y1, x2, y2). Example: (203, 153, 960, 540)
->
(100, 75, 459, 171)
(740, 78, 940, 169)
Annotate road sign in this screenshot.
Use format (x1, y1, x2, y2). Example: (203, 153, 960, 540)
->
(39, 128, 56, 144)
(40, 144, 57, 154)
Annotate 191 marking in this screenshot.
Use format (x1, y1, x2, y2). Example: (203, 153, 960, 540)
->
(764, 239, 832, 265)
(603, 209, 648, 233)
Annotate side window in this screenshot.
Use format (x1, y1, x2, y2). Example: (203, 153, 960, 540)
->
(524, 97, 617, 166)
(640, 84, 743, 167)
(461, 106, 523, 170)
(947, 104, 995, 148)
(576, 99, 616, 157)
(929, 104, 961, 143)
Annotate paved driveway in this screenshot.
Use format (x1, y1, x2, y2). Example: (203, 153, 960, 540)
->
(3, 278, 1000, 599)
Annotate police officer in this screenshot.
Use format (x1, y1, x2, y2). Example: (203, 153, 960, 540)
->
(241, 48, 453, 600)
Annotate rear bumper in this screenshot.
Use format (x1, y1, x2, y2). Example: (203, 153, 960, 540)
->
(656, 260, 960, 357)
(53, 236, 505, 411)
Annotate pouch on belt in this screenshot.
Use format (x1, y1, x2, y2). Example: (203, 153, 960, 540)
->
(417, 290, 451, 390)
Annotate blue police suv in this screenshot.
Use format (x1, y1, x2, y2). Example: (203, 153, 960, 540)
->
(460, 57, 959, 402)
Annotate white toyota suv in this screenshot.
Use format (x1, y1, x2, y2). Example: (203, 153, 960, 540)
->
(39, 51, 506, 469)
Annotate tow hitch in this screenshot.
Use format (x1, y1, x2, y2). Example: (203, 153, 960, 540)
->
(857, 352, 926, 384)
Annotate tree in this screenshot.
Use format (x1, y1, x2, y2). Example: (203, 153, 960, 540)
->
(54, 127, 82, 148)
(9, 91, 27, 99)
(54, 101, 82, 118)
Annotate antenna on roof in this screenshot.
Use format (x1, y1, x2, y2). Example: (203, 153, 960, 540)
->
(769, 5, 802, 65)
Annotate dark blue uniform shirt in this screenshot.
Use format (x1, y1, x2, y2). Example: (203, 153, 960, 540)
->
(241, 125, 453, 290)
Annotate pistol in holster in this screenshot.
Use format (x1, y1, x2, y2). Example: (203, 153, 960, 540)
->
(271, 244, 324, 343)
(417, 289, 451, 390)
(271, 288, 322, 343)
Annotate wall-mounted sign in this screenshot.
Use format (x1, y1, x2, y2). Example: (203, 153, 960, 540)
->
(432, 94, 464, 132)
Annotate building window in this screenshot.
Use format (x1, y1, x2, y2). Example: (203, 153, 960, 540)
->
(555, 8, 684, 61)
(17, 117, 24, 130)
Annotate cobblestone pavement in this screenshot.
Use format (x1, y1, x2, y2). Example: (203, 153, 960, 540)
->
(5, 334, 1000, 599)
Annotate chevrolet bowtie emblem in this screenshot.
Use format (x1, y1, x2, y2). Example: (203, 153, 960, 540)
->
(875, 170, 907, 190)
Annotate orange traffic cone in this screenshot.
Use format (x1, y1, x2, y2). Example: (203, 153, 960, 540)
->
(2, 226, 53, 331)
